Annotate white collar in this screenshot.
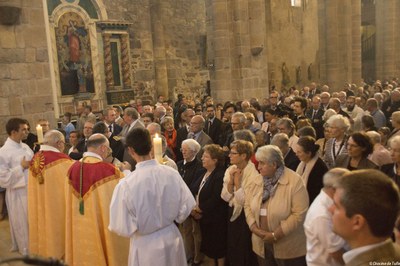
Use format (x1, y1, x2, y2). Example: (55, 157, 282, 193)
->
(39, 145, 61, 153)
(82, 151, 103, 161)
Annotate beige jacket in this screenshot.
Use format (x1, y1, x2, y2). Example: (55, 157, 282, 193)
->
(244, 167, 309, 259)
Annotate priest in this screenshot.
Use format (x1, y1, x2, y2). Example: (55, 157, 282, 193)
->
(28, 130, 74, 258)
(65, 133, 130, 266)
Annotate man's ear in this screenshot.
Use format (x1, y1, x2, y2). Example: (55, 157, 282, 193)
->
(127, 146, 136, 156)
(351, 214, 367, 232)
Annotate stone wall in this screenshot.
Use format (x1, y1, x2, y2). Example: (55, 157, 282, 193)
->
(266, 0, 319, 91)
(103, 0, 208, 104)
(0, 0, 54, 145)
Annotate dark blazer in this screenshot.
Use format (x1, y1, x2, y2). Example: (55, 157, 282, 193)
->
(191, 131, 213, 160)
(338, 109, 350, 119)
(380, 163, 400, 187)
(177, 158, 206, 194)
(306, 158, 328, 204)
(306, 108, 325, 139)
(175, 126, 189, 162)
(335, 154, 378, 170)
(109, 135, 124, 162)
(111, 123, 122, 136)
(284, 148, 300, 172)
(69, 138, 86, 160)
(204, 117, 225, 146)
(23, 133, 38, 152)
(196, 167, 228, 224)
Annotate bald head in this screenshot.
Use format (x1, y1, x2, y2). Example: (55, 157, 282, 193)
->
(190, 115, 205, 133)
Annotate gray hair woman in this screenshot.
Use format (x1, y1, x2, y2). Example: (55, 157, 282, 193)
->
(323, 114, 350, 169)
(244, 145, 309, 265)
(276, 118, 299, 153)
(176, 138, 204, 265)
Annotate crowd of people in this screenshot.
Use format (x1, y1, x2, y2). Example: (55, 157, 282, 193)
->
(0, 80, 400, 265)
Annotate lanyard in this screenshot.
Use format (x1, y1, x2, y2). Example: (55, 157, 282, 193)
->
(332, 137, 346, 160)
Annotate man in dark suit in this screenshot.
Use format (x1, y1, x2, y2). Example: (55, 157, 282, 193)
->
(176, 108, 195, 162)
(329, 98, 350, 119)
(271, 133, 300, 171)
(292, 96, 308, 125)
(331, 170, 400, 265)
(69, 121, 94, 160)
(92, 121, 124, 162)
(309, 82, 321, 98)
(306, 96, 325, 139)
(103, 107, 122, 136)
(204, 104, 225, 146)
(187, 115, 213, 160)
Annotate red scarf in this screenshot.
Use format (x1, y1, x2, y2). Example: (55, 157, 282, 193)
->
(164, 129, 177, 160)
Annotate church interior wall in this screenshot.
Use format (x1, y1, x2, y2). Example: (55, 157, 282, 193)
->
(0, 0, 55, 145)
(266, 0, 319, 92)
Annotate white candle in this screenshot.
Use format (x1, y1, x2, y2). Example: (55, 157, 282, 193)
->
(153, 133, 163, 163)
(36, 124, 44, 143)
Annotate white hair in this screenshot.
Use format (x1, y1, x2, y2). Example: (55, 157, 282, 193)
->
(389, 135, 400, 149)
(323, 168, 350, 188)
(44, 130, 64, 146)
(365, 131, 381, 145)
(326, 114, 350, 131)
(182, 139, 201, 155)
(255, 145, 284, 167)
(271, 133, 289, 149)
(322, 108, 337, 121)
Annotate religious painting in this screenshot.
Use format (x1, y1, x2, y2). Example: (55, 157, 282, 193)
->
(55, 12, 95, 95)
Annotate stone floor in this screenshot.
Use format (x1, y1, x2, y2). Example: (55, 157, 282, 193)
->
(0, 216, 216, 266)
(0, 217, 24, 266)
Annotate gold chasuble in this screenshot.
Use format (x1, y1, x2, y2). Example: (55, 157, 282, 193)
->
(65, 155, 129, 266)
(28, 150, 74, 258)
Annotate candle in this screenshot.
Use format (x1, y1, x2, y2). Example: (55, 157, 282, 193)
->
(36, 124, 44, 143)
(153, 133, 163, 163)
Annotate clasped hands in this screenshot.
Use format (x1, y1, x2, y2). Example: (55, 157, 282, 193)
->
(228, 167, 242, 191)
(250, 223, 276, 244)
(191, 206, 202, 220)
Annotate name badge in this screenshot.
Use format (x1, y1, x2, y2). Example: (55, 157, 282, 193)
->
(260, 208, 267, 216)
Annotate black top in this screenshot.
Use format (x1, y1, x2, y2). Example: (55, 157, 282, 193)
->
(177, 158, 206, 195)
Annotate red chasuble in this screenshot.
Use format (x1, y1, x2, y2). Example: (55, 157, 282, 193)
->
(65, 156, 129, 266)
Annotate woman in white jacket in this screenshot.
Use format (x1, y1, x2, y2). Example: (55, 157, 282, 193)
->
(221, 140, 261, 265)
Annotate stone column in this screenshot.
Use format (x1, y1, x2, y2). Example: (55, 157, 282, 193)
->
(102, 32, 114, 90)
(318, 0, 361, 90)
(323, 0, 340, 89)
(207, 0, 268, 102)
(121, 34, 131, 88)
(150, 0, 169, 99)
(351, 0, 362, 84)
(207, 0, 233, 102)
(375, 0, 396, 80)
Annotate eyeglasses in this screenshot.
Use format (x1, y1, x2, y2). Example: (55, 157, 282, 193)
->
(269, 96, 278, 99)
(346, 143, 359, 148)
(103, 145, 113, 157)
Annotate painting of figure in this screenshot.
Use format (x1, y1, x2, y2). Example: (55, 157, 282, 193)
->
(55, 12, 94, 95)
